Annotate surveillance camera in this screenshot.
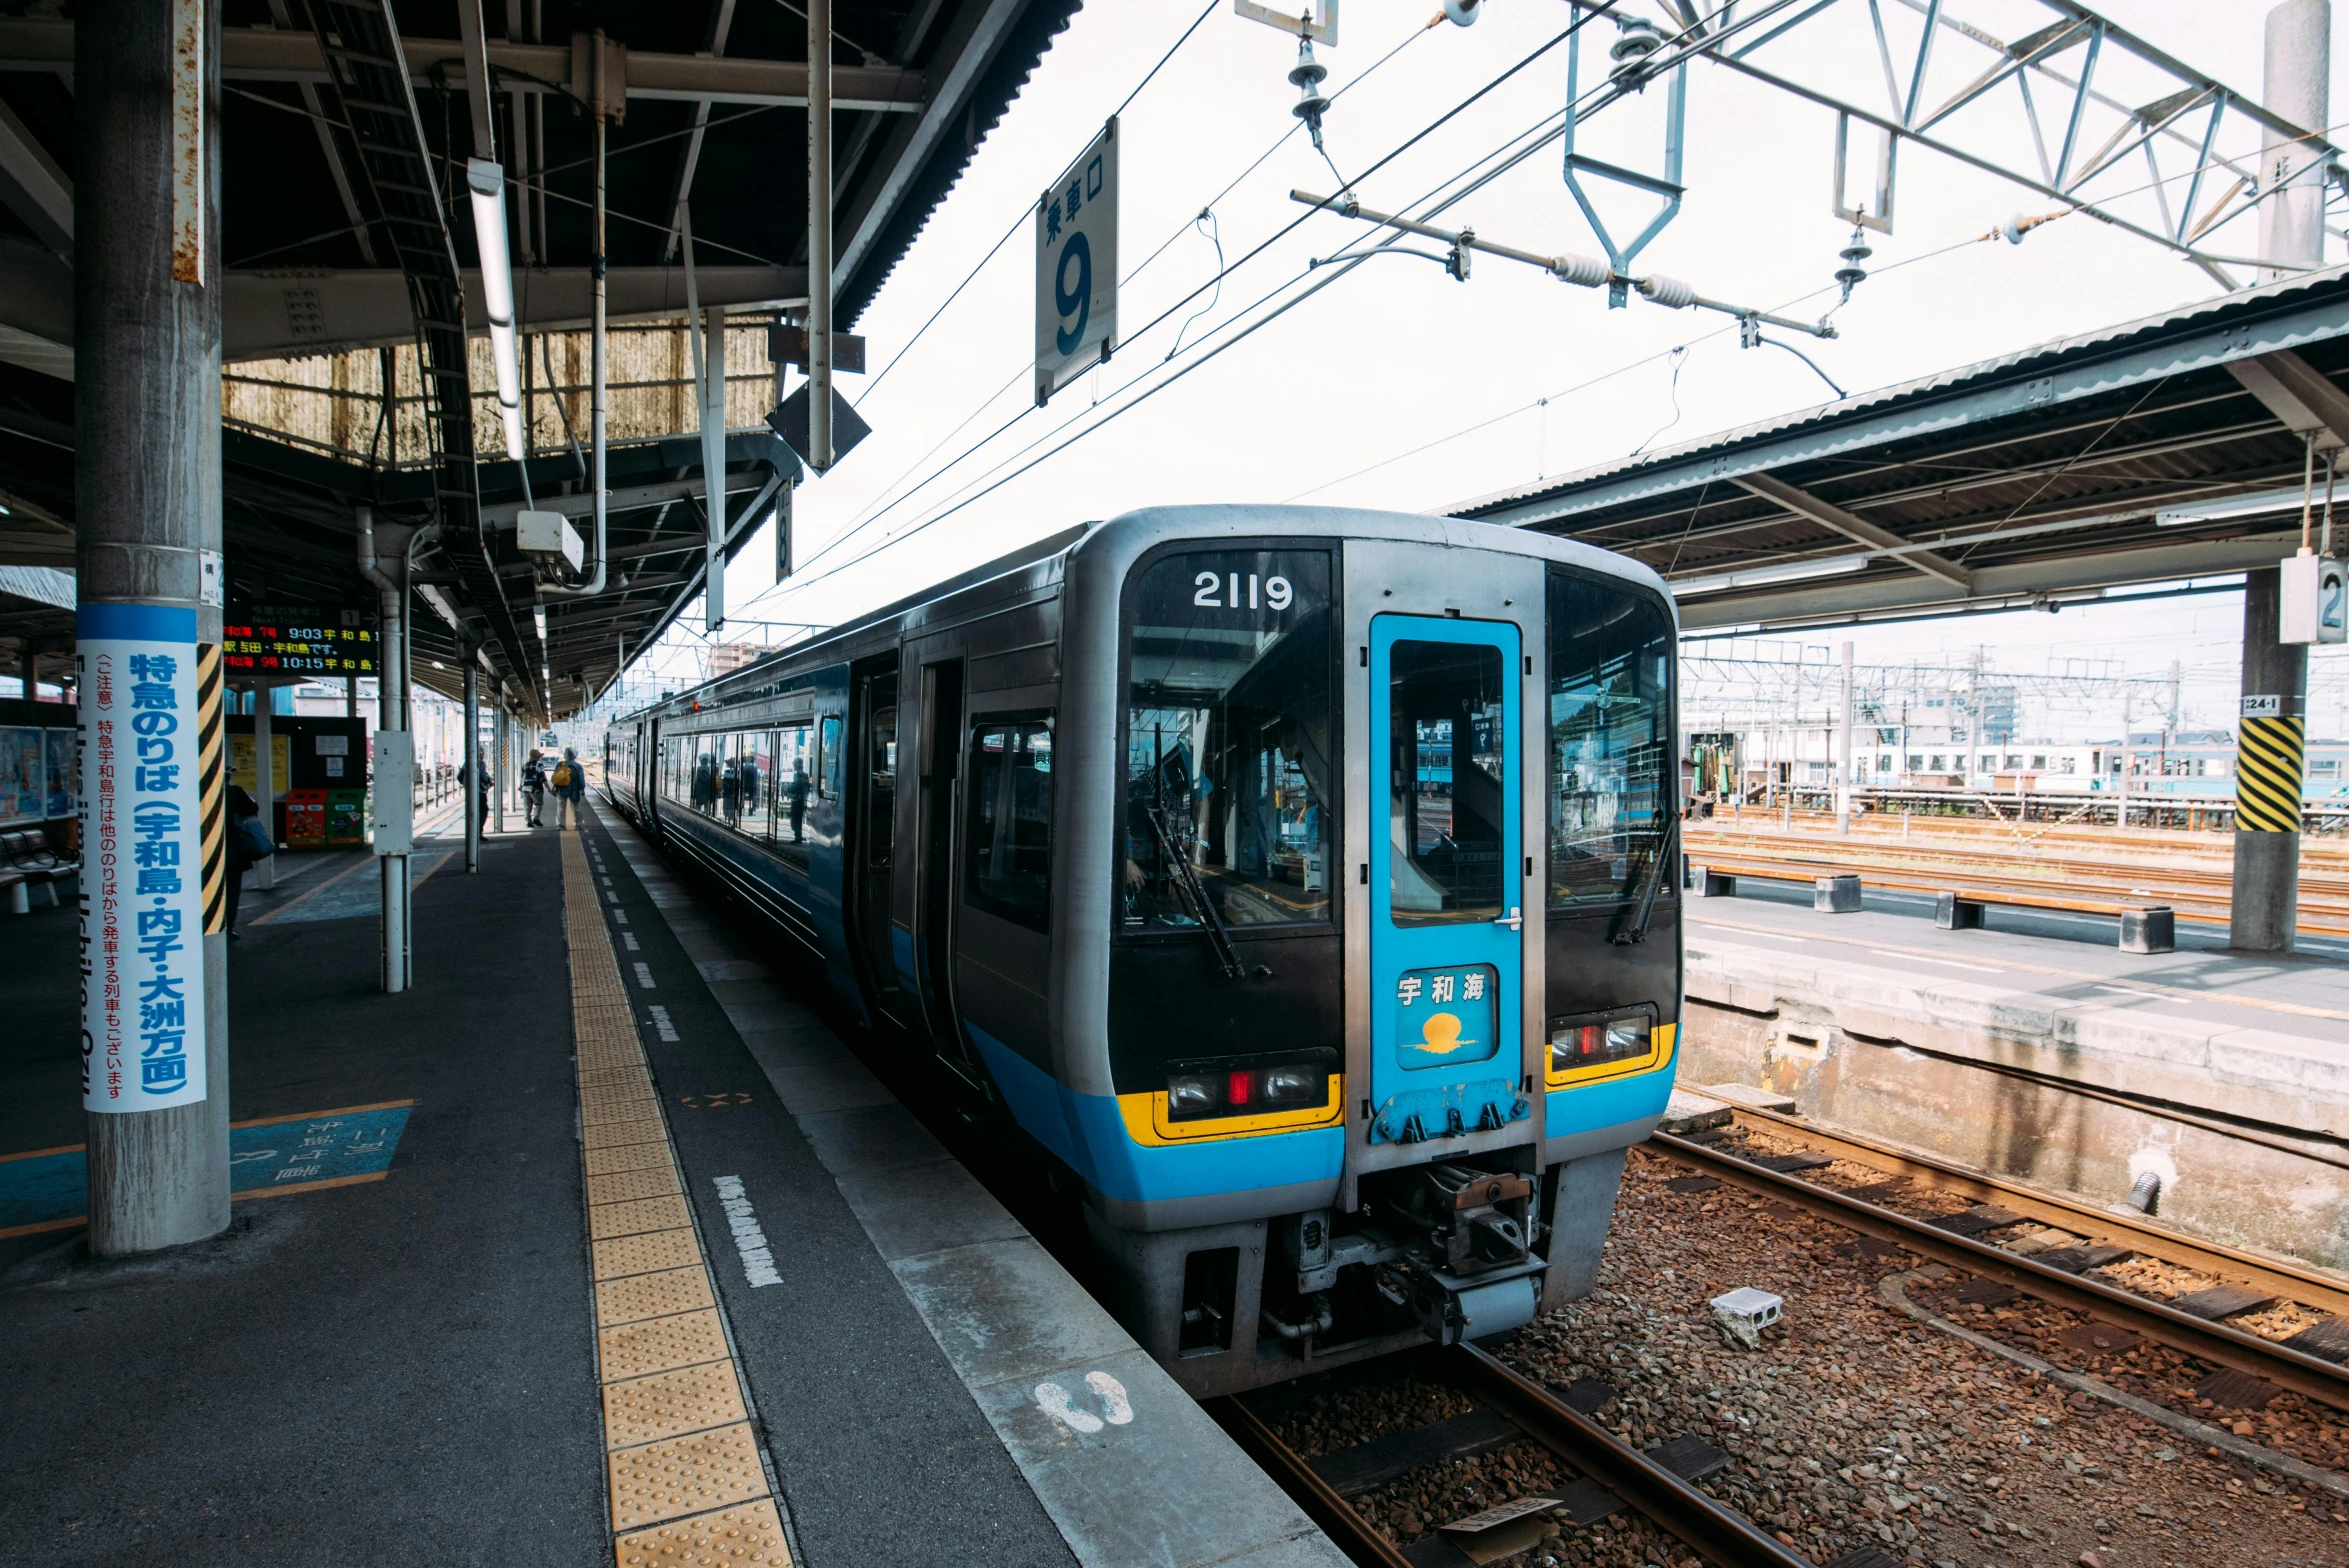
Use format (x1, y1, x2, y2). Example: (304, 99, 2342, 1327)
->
(1442, 0, 1480, 24)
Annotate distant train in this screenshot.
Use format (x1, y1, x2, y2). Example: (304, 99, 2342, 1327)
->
(603, 506, 1681, 1396)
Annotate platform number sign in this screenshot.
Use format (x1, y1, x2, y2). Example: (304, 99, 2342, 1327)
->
(1036, 119, 1118, 405)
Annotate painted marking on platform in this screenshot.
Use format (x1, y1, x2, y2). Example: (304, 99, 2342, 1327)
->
(622, 931, 641, 951)
(562, 812, 787, 1563)
(0, 1101, 414, 1238)
(1035, 1371, 1135, 1435)
(2096, 986, 2170, 1003)
(712, 1176, 780, 1288)
(633, 962, 656, 989)
(1871, 949, 2005, 972)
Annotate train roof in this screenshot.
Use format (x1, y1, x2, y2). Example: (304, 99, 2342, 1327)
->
(616, 504, 1673, 724)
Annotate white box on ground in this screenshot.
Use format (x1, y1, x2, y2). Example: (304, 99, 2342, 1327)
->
(1711, 1286, 1784, 1349)
(372, 730, 414, 855)
(515, 509, 584, 573)
(2280, 550, 2347, 644)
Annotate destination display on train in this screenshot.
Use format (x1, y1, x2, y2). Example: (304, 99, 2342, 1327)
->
(222, 606, 380, 675)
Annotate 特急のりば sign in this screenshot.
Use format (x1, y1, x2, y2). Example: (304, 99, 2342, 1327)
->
(79, 604, 208, 1111)
(1035, 118, 1117, 405)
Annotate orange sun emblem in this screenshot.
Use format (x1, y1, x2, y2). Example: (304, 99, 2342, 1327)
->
(1416, 1011, 1475, 1054)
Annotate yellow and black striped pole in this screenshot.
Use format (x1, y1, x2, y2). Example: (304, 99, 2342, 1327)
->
(198, 643, 227, 934)
(2235, 713, 2306, 834)
(2231, 568, 2307, 952)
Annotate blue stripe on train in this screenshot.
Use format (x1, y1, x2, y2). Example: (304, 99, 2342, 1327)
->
(1543, 1044, 1679, 1132)
(966, 1024, 1343, 1203)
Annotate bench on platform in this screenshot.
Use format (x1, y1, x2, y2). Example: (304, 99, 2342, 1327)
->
(1684, 855, 2174, 953)
(2, 829, 76, 915)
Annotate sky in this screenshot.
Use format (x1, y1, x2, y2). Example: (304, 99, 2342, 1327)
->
(612, 0, 2349, 738)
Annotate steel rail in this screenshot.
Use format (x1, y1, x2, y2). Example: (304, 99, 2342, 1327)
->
(1716, 1105, 2349, 1314)
(1654, 1131, 2349, 1414)
(1446, 1342, 1815, 1568)
(1203, 1396, 1412, 1568)
(1209, 1347, 1815, 1568)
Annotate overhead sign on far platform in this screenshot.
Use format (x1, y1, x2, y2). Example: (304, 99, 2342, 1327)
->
(223, 606, 380, 677)
(1036, 119, 1118, 406)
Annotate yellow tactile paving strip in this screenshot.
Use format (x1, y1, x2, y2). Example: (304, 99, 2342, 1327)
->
(561, 826, 793, 1568)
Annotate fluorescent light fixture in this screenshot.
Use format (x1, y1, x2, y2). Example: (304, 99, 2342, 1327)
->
(2153, 486, 2305, 527)
(1669, 554, 1868, 597)
(467, 157, 525, 462)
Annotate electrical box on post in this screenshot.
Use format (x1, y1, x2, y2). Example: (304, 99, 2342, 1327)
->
(516, 510, 584, 574)
(2280, 551, 2348, 644)
(371, 730, 415, 855)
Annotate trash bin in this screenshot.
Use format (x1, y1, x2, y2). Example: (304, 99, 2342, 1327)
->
(325, 788, 368, 847)
(285, 788, 329, 849)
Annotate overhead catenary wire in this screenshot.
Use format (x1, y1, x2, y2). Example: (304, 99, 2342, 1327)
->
(748, 3, 1705, 608)
(768, 3, 1631, 585)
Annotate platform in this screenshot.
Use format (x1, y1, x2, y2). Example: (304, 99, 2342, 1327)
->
(1676, 880, 2349, 1273)
(0, 801, 1342, 1568)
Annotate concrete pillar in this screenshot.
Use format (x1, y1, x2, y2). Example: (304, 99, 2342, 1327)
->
(2261, 0, 2331, 280)
(76, 0, 230, 1256)
(494, 701, 507, 834)
(463, 654, 480, 871)
(1835, 640, 1854, 834)
(806, 0, 833, 471)
(252, 689, 276, 890)
(2231, 569, 2308, 950)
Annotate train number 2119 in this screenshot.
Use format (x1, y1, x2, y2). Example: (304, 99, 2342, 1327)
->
(1194, 571, 1293, 612)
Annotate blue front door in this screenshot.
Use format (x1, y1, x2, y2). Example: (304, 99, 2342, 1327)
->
(1366, 616, 1529, 1145)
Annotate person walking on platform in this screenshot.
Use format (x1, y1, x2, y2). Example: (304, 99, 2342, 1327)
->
(553, 747, 585, 830)
(224, 783, 266, 940)
(786, 758, 811, 843)
(477, 756, 494, 831)
(521, 748, 546, 827)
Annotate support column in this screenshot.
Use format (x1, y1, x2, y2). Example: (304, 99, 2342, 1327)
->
(77, 0, 229, 1255)
(2232, 570, 2308, 950)
(494, 699, 507, 834)
(252, 688, 276, 890)
(2261, 0, 2331, 281)
(806, 0, 833, 472)
(463, 652, 481, 871)
(1835, 640, 1854, 835)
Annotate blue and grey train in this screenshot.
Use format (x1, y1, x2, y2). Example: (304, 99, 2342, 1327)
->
(602, 506, 1681, 1396)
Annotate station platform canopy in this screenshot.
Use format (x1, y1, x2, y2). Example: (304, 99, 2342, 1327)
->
(0, 0, 1079, 715)
(1451, 264, 2349, 634)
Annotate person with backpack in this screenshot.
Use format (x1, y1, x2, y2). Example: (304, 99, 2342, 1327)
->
(520, 748, 546, 826)
(552, 747, 584, 829)
(225, 783, 269, 940)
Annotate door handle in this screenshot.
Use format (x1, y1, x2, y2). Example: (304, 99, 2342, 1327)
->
(1493, 906, 1523, 931)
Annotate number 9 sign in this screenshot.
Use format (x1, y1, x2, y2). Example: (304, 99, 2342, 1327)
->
(1036, 119, 1119, 406)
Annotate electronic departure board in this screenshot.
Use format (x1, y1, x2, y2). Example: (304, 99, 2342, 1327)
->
(222, 606, 380, 675)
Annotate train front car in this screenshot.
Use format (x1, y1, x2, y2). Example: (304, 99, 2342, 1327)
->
(1045, 508, 1680, 1397)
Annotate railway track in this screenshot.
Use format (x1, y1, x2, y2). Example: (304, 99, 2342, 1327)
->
(1681, 826, 2349, 934)
(1209, 1343, 1826, 1568)
(1654, 1114, 2349, 1417)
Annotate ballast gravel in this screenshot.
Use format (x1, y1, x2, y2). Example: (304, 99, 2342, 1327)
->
(1265, 1146, 2349, 1568)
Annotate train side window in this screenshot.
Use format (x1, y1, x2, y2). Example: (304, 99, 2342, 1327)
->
(866, 706, 897, 870)
(966, 714, 1053, 931)
(690, 739, 721, 814)
(738, 732, 774, 835)
(777, 724, 815, 847)
(820, 715, 843, 798)
(1545, 575, 1673, 911)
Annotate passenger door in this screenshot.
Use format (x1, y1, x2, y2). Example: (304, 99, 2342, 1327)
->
(913, 657, 967, 1061)
(1365, 615, 1527, 1145)
(849, 662, 902, 1008)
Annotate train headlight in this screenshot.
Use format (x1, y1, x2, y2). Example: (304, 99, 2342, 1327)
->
(1260, 1066, 1323, 1106)
(1167, 1076, 1220, 1118)
(1548, 1013, 1654, 1074)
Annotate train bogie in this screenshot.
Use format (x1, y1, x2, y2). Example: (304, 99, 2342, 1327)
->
(603, 506, 1679, 1396)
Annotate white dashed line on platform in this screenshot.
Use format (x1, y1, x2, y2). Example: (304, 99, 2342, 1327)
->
(633, 961, 656, 988)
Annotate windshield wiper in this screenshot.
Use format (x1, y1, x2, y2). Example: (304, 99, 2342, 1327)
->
(1145, 806, 1247, 980)
(1610, 812, 1678, 946)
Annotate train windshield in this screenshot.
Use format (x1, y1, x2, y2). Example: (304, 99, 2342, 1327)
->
(1547, 575, 1673, 910)
(1123, 549, 1334, 930)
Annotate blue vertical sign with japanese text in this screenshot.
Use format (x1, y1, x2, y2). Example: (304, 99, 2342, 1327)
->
(1034, 117, 1118, 405)
(79, 604, 209, 1112)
